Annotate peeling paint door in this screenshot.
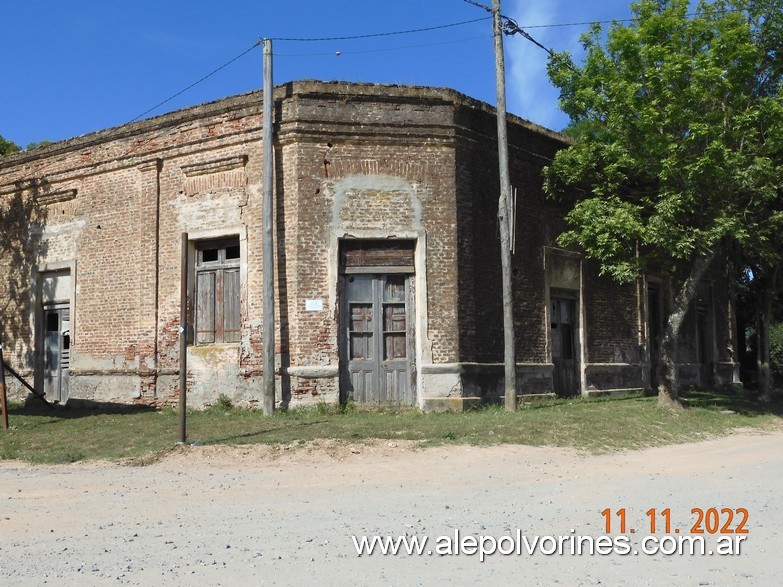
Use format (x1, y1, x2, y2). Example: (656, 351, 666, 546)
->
(43, 305, 70, 403)
(551, 296, 578, 396)
(342, 273, 415, 405)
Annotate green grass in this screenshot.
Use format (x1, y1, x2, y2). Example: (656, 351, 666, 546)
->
(1, 388, 781, 464)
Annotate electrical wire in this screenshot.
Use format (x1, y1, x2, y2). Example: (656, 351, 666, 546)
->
(128, 17, 492, 122)
(276, 35, 488, 58)
(272, 16, 490, 42)
(461, 0, 555, 59)
(128, 40, 262, 123)
(131, 3, 737, 124)
(462, 1, 742, 30)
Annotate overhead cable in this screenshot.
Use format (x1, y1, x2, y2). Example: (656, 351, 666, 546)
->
(272, 16, 490, 42)
(129, 40, 262, 123)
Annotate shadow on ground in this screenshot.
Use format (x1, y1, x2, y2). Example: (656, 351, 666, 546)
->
(7, 397, 158, 420)
(680, 387, 783, 417)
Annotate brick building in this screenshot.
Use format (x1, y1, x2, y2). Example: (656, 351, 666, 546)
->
(0, 81, 740, 409)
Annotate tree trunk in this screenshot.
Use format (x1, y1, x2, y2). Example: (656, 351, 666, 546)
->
(757, 264, 779, 402)
(657, 252, 717, 408)
(757, 291, 771, 400)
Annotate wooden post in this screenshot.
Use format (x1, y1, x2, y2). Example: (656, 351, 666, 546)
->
(492, 0, 518, 411)
(179, 232, 188, 443)
(1, 345, 9, 430)
(261, 38, 276, 415)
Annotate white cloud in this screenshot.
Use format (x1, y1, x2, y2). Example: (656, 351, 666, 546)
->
(505, 0, 637, 132)
(505, 0, 566, 131)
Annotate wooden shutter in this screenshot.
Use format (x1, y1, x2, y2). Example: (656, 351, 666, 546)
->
(196, 271, 216, 343)
(341, 240, 415, 272)
(223, 267, 241, 343)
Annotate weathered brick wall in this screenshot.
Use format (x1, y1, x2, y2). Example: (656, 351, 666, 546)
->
(507, 121, 565, 364)
(0, 80, 739, 406)
(279, 88, 461, 400)
(582, 261, 641, 364)
(0, 187, 43, 373)
(0, 92, 267, 403)
(455, 138, 501, 363)
(454, 105, 571, 366)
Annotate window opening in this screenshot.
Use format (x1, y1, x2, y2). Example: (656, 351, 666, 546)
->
(195, 237, 241, 344)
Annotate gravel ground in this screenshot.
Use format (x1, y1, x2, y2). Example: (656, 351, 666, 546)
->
(1, 429, 781, 586)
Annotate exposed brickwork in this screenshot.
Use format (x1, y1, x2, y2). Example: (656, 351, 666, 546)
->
(583, 261, 641, 364)
(0, 81, 738, 406)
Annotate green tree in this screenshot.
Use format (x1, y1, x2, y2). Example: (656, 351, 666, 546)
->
(0, 135, 21, 156)
(543, 0, 783, 407)
(25, 140, 53, 151)
(771, 321, 783, 388)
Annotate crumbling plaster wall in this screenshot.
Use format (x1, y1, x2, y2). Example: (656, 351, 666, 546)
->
(0, 81, 737, 408)
(275, 88, 460, 406)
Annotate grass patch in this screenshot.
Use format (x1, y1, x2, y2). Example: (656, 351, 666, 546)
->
(1, 388, 781, 464)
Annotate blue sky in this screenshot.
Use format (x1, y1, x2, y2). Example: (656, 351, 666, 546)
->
(1, 1, 635, 148)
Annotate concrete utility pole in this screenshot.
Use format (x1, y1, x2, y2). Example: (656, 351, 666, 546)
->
(261, 38, 276, 415)
(492, 0, 517, 412)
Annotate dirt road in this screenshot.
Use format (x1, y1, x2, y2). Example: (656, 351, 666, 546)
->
(1, 430, 781, 586)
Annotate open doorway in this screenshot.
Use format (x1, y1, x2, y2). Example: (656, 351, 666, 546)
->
(38, 269, 71, 403)
(550, 291, 579, 396)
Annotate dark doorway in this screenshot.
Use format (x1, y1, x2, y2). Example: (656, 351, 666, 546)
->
(551, 292, 578, 396)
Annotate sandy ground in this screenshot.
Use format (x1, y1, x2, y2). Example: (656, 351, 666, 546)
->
(1, 430, 782, 586)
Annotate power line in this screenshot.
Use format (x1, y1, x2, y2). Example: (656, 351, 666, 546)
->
(524, 18, 635, 29)
(272, 16, 490, 42)
(128, 16, 493, 123)
(463, 1, 743, 30)
(129, 40, 262, 123)
(276, 35, 487, 58)
(462, 0, 553, 57)
(133, 2, 731, 125)
(524, 7, 743, 29)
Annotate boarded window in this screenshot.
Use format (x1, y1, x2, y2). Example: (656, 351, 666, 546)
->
(195, 237, 241, 344)
(341, 240, 415, 271)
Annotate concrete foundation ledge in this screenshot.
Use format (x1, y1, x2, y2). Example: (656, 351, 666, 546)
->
(420, 362, 554, 375)
(421, 397, 482, 412)
(286, 365, 339, 378)
(519, 392, 556, 401)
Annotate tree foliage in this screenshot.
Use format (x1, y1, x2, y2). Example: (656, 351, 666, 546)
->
(771, 322, 783, 388)
(25, 140, 53, 151)
(0, 135, 21, 156)
(543, 0, 783, 404)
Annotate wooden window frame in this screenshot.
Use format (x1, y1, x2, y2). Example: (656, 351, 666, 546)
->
(194, 237, 241, 344)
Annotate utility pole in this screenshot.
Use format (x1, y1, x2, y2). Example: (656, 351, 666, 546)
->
(492, 0, 517, 412)
(261, 38, 276, 415)
(0, 345, 8, 430)
(178, 232, 188, 443)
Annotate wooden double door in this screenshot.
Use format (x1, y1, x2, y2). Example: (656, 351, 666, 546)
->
(340, 273, 415, 405)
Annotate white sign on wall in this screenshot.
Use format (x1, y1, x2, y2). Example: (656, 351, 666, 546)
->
(305, 299, 324, 312)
